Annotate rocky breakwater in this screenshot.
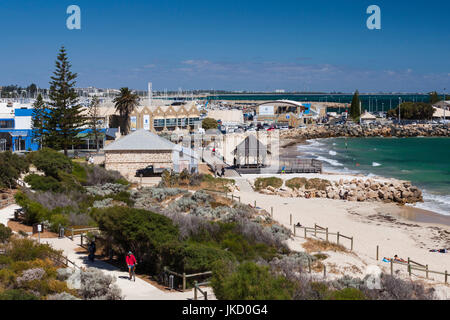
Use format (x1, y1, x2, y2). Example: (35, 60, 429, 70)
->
(255, 177, 423, 204)
(281, 123, 449, 140)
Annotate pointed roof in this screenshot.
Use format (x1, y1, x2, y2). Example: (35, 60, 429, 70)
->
(360, 111, 376, 120)
(103, 129, 177, 151)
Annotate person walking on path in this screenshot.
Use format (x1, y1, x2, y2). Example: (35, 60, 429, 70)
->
(126, 251, 137, 281)
(88, 240, 96, 262)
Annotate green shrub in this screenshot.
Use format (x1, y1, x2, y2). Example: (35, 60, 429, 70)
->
(0, 151, 29, 189)
(24, 174, 62, 192)
(28, 148, 73, 178)
(305, 178, 331, 191)
(254, 177, 283, 191)
(111, 191, 134, 206)
(72, 162, 88, 185)
(286, 177, 307, 189)
(91, 206, 179, 274)
(6, 238, 57, 262)
(327, 287, 366, 300)
(0, 289, 39, 300)
(14, 191, 49, 225)
(0, 223, 12, 243)
(211, 261, 295, 300)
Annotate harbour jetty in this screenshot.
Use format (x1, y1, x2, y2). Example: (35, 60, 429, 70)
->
(281, 123, 449, 141)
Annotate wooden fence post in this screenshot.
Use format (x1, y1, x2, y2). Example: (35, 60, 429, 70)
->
(408, 264, 411, 277)
(445, 270, 448, 284)
(376, 245, 379, 260)
(323, 265, 326, 278)
(304, 227, 307, 239)
(290, 214, 292, 226)
(426, 265, 428, 279)
(71, 228, 74, 241)
(254, 200, 256, 208)
(325, 228, 328, 242)
(308, 258, 311, 273)
(350, 237, 353, 251)
(293, 225, 296, 236)
(205, 291, 208, 300)
(81, 233, 83, 247)
(194, 281, 198, 300)
(390, 260, 393, 275)
(314, 224, 317, 237)
(182, 273, 186, 291)
(337, 232, 340, 245)
(271, 207, 273, 218)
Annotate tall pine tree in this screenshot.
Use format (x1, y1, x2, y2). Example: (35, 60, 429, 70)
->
(31, 93, 46, 149)
(350, 90, 361, 121)
(45, 46, 85, 156)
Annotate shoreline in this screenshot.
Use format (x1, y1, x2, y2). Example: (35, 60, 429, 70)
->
(279, 136, 449, 221)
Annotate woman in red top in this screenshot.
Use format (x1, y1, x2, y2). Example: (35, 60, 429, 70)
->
(126, 251, 137, 281)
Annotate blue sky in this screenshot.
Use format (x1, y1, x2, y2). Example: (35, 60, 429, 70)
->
(0, 0, 449, 92)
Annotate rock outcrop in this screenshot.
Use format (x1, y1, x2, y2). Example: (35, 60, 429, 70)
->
(255, 178, 423, 204)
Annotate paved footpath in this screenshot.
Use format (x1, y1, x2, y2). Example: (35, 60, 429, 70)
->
(0, 204, 215, 300)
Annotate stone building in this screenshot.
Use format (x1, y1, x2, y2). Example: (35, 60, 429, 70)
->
(104, 129, 198, 179)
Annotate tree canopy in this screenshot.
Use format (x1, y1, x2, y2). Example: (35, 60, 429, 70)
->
(44, 46, 85, 155)
(386, 102, 434, 120)
(113, 88, 140, 135)
(349, 90, 361, 121)
(202, 117, 218, 130)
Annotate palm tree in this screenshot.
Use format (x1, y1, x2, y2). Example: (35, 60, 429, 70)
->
(113, 87, 140, 135)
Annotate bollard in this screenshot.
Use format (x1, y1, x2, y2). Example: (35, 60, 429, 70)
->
(376, 245, 379, 260)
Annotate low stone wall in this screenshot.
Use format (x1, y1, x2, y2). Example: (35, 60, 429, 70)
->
(256, 177, 423, 204)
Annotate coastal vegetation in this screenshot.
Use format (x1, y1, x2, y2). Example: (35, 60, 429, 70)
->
(349, 90, 361, 121)
(0, 229, 122, 300)
(386, 102, 434, 120)
(0, 151, 29, 189)
(254, 177, 283, 191)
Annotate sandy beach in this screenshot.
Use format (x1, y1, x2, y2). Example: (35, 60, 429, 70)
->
(232, 175, 450, 297)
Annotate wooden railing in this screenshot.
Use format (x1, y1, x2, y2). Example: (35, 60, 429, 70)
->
(376, 246, 448, 284)
(293, 223, 354, 251)
(203, 189, 241, 203)
(64, 227, 100, 241)
(193, 281, 210, 300)
(163, 267, 212, 291)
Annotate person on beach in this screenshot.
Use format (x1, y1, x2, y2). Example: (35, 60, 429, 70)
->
(126, 251, 137, 281)
(393, 255, 407, 263)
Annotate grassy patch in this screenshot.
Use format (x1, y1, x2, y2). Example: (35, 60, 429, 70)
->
(302, 238, 347, 253)
(254, 177, 283, 191)
(285, 177, 307, 189)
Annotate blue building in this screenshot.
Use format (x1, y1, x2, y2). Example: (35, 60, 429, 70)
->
(0, 103, 39, 152)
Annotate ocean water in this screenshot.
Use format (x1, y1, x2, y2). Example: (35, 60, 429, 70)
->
(296, 137, 450, 216)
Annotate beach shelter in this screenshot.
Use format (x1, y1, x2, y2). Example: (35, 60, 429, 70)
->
(233, 134, 267, 168)
(360, 111, 376, 122)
